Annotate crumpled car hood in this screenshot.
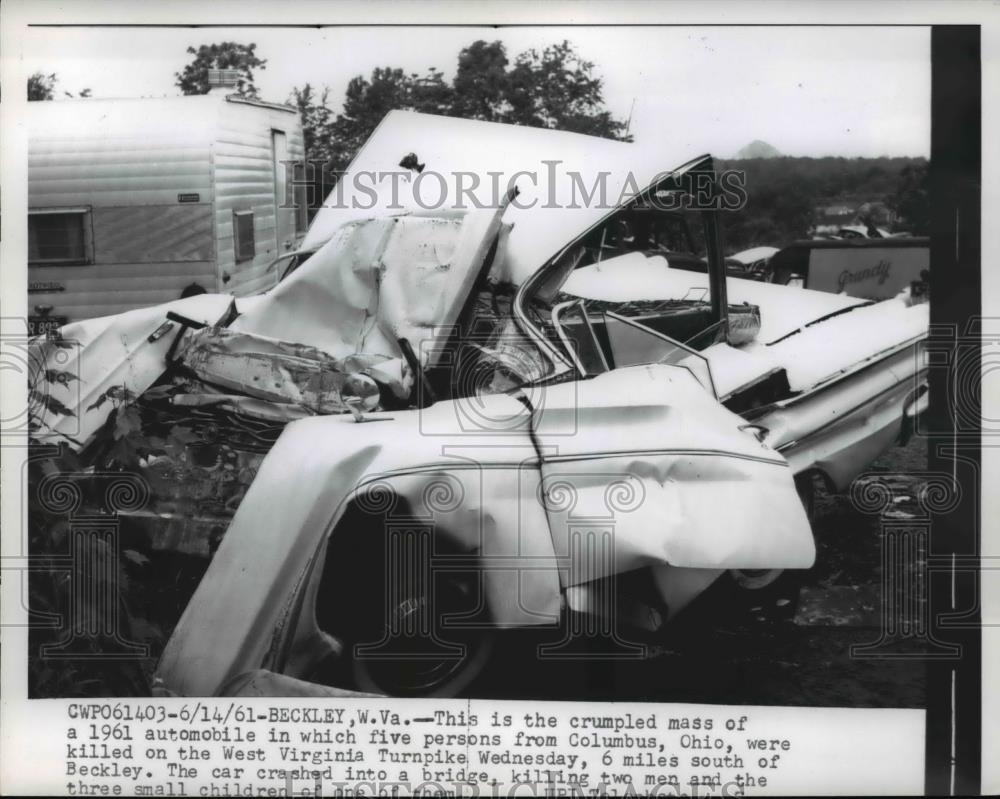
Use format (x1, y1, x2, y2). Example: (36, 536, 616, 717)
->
(30, 204, 509, 450)
(28, 294, 234, 449)
(232, 206, 509, 368)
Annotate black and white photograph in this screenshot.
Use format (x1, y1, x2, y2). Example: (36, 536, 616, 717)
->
(0, 2, 994, 796)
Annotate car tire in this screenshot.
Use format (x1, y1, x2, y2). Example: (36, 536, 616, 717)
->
(315, 496, 497, 698)
(725, 474, 815, 621)
(348, 566, 495, 698)
(726, 568, 803, 622)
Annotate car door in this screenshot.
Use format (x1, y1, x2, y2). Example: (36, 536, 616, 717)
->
(530, 302, 815, 588)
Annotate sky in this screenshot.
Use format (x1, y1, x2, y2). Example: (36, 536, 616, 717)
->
(20, 25, 930, 158)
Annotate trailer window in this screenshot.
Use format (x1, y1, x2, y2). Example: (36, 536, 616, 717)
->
(28, 210, 92, 265)
(233, 210, 255, 262)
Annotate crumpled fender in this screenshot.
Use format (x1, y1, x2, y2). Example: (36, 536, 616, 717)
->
(155, 394, 559, 697)
(531, 365, 816, 578)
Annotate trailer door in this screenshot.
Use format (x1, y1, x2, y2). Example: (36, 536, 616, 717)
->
(271, 130, 296, 254)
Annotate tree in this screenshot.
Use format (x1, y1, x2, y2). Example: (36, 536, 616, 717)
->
(288, 39, 629, 213)
(718, 162, 817, 250)
(408, 68, 454, 117)
(28, 71, 92, 101)
(28, 72, 57, 101)
(288, 83, 339, 219)
(451, 40, 510, 122)
(320, 40, 628, 172)
(327, 66, 456, 171)
(855, 200, 893, 231)
(175, 42, 267, 97)
(290, 83, 336, 166)
(448, 39, 629, 139)
(505, 41, 629, 140)
(887, 162, 930, 235)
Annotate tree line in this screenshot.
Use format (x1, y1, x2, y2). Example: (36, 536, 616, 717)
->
(168, 39, 630, 175)
(28, 39, 930, 245)
(718, 156, 930, 248)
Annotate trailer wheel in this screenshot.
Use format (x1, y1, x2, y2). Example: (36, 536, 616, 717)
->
(180, 282, 207, 298)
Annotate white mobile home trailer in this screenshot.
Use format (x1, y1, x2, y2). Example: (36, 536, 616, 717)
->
(27, 94, 305, 331)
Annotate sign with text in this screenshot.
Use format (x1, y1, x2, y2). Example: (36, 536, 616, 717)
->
(807, 244, 929, 300)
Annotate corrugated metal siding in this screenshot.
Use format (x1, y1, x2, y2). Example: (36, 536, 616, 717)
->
(28, 260, 216, 321)
(214, 101, 304, 297)
(29, 205, 216, 321)
(27, 96, 304, 321)
(28, 98, 218, 320)
(93, 205, 214, 263)
(28, 97, 217, 208)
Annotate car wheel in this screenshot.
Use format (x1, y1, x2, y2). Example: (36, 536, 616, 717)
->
(350, 569, 495, 697)
(729, 567, 785, 591)
(726, 569, 803, 622)
(726, 474, 814, 620)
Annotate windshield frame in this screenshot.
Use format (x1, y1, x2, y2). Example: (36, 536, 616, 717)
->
(508, 154, 730, 389)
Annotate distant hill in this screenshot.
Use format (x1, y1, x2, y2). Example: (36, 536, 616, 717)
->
(735, 140, 783, 159)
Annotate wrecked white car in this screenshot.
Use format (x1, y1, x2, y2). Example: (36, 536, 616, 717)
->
(30, 112, 928, 697)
